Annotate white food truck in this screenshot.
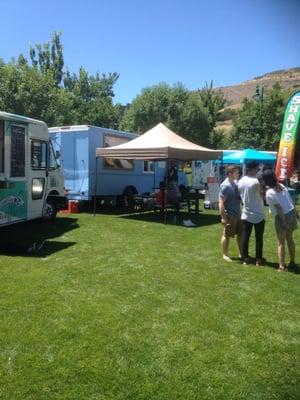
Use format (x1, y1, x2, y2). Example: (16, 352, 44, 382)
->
(0, 112, 66, 227)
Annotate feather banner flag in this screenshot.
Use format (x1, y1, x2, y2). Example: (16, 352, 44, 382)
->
(275, 91, 300, 181)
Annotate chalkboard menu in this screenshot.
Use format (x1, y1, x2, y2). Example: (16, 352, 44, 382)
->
(10, 125, 25, 177)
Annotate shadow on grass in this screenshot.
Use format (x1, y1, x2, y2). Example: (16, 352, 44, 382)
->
(79, 200, 220, 226)
(119, 210, 220, 227)
(0, 240, 76, 258)
(231, 257, 300, 274)
(263, 260, 300, 274)
(0, 216, 79, 257)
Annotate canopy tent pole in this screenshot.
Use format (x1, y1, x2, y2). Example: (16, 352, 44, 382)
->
(93, 157, 98, 216)
(164, 159, 171, 224)
(153, 161, 156, 192)
(242, 162, 246, 176)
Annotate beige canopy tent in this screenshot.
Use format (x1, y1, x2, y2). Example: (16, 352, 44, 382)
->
(96, 123, 223, 161)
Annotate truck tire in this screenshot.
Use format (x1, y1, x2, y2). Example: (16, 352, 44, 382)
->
(43, 199, 57, 221)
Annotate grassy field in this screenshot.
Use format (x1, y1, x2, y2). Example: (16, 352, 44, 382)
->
(0, 206, 299, 399)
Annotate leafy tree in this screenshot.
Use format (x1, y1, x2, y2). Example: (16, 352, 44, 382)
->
(0, 33, 120, 128)
(30, 31, 64, 86)
(209, 128, 229, 149)
(63, 67, 119, 126)
(120, 83, 212, 146)
(229, 84, 289, 150)
(0, 60, 64, 125)
(197, 81, 226, 130)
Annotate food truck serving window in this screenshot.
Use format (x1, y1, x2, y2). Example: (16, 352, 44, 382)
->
(0, 120, 4, 173)
(103, 134, 134, 170)
(11, 125, 25, 177)
(31, 141, 48, 170)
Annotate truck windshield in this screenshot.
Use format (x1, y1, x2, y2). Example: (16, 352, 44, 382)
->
(49, 140, 59, 169)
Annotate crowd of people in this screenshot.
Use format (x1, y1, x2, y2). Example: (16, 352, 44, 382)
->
(219, 162, 298, 272)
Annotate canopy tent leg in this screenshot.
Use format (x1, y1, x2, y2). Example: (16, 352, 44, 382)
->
(93, 157, 98, 216)
(242, 162, 246, 176)
(153, 161, 156, 192)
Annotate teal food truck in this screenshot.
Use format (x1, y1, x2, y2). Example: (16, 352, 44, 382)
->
(0, 112, 66, 227)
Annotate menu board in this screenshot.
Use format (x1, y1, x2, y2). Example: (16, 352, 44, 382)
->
(207, 176, 220, 204)
(0, 120, 4, 172)
(10, 125, 25, 177)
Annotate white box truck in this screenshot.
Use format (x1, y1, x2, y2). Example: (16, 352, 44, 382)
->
(0, 112, 67, 227)
(49, 125, 166, 204)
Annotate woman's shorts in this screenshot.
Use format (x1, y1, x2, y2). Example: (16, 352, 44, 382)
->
(223, 215, 243, 238)
(275, 208, 298, 236)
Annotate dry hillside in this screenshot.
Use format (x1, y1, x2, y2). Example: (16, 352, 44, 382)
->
(216, 67, 300, 133)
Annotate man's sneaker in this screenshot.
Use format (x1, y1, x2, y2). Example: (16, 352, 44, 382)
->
(242, 257, 251, 265)
(288, 261, 298, 268)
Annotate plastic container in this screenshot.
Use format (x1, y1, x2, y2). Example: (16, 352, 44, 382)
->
(68, 200, 79, 213)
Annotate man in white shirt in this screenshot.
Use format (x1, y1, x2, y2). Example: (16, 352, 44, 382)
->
(238, 161, 265, 266)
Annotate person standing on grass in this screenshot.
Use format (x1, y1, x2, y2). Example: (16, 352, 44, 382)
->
(262, 169, 298, 272)
(238, 161, 265, 266)
(219, 165, 243, 262)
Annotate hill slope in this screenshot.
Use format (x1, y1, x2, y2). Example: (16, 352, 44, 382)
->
(215, 67, 300, 133)
(218, 67, 300, 108)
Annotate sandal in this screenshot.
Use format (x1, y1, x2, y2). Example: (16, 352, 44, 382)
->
(278, 266, 287, 272)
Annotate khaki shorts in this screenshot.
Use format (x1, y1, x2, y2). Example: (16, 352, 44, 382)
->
(275, 208, 298, 236)
(223, 215, 243, 238)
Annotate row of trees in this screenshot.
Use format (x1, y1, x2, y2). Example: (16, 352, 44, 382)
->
(0, 33, 291, 150)
(0, 32, 120, 128)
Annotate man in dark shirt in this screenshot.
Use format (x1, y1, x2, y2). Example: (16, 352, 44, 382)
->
(219, 165, 242, 262)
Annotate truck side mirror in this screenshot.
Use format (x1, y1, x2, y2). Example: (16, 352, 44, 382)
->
(55, 150, 60, 159)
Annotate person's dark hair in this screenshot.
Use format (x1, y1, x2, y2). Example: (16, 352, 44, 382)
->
(246, 160, 260, 170)
(159, 181, 166, 189)
(262, 169, 277, 188)
(226, 165, 239, 175)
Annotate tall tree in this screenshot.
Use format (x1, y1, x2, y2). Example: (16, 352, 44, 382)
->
(119, 83, 212, 146)
(63, 67, 119, 126)
(229, 84, 289, 150)
(197, 81, 226, 131)
(30, 32, 64, 86)
(0, 32, 120, 128)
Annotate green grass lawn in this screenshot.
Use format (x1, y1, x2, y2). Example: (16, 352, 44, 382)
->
(0, 206, 299, 399)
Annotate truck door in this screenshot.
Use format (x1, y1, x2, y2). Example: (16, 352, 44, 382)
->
(61, 132, 75, 192)
(0, 120, 28, 225)
(28, 138, 49, 219)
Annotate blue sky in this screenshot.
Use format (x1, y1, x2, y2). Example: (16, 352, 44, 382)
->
(1, 0, 299, 104)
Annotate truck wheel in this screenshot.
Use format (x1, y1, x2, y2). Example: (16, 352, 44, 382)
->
(43, 199, 57, 221)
